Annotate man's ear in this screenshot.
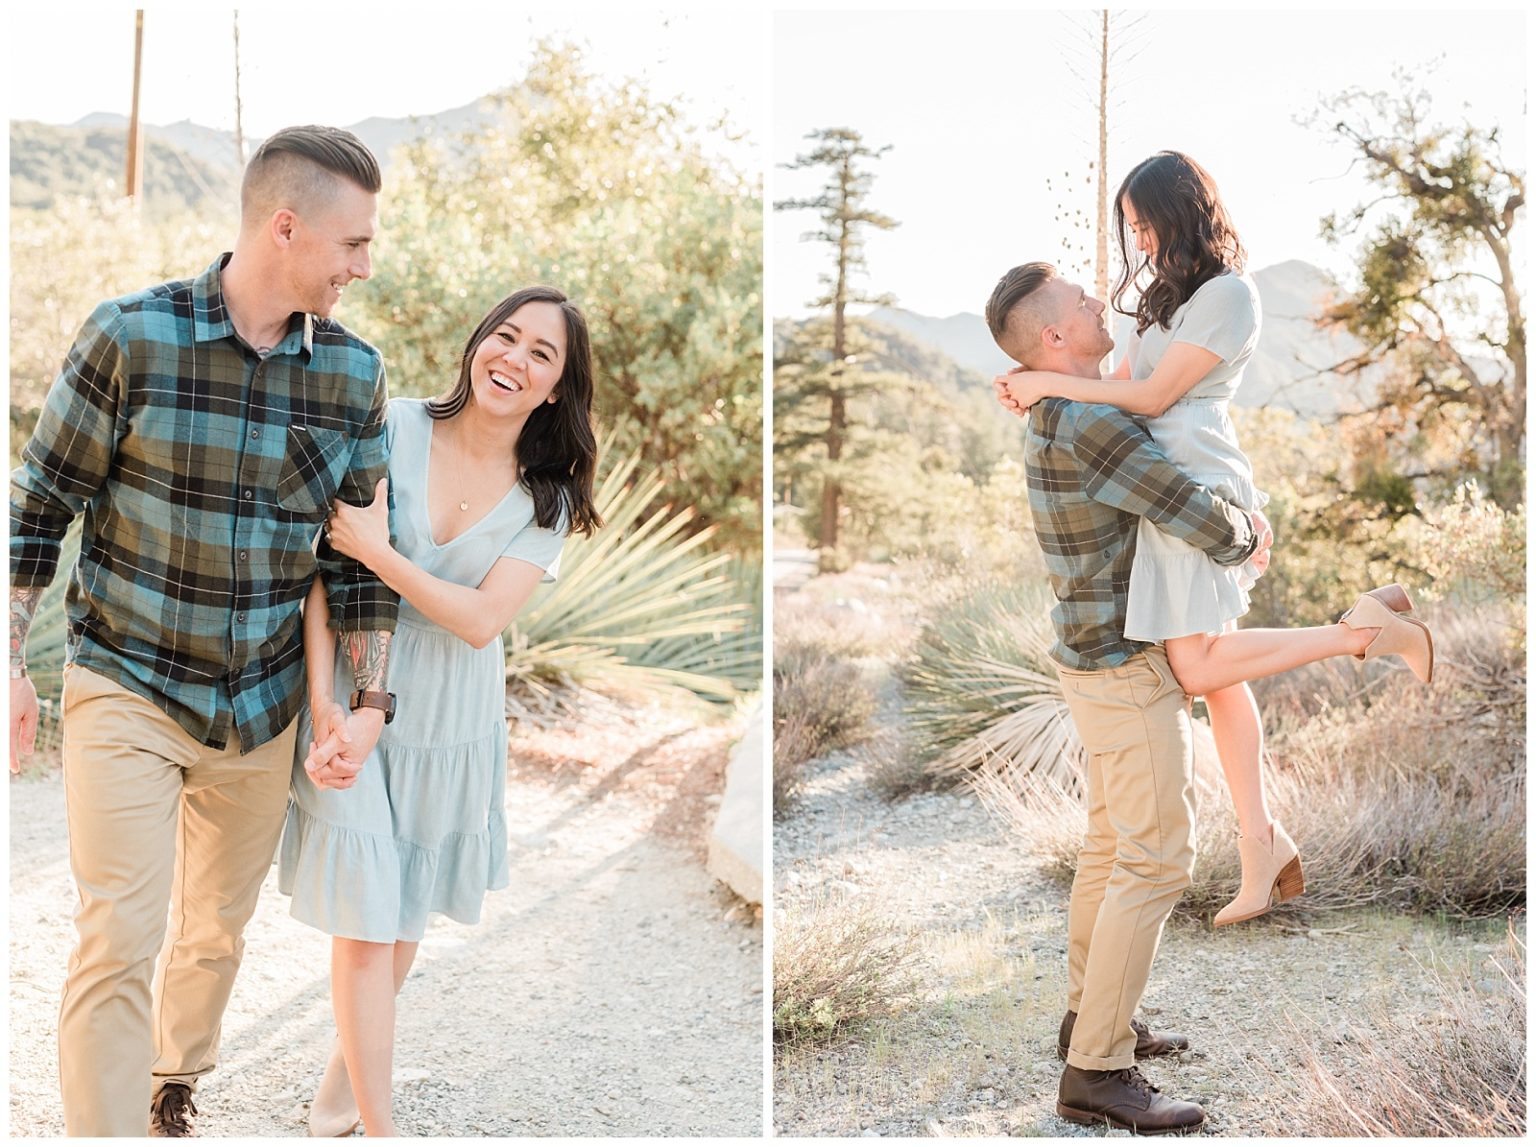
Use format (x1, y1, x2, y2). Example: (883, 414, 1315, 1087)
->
(270, 209, 297, 248)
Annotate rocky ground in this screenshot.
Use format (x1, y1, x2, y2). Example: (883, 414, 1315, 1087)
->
(9, 697, 763, 1137)
(772, 743, 1517, 1137)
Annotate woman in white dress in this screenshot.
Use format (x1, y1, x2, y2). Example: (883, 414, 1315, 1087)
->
(997, 152, 1433, 927)
(282, 286, 602, 1136)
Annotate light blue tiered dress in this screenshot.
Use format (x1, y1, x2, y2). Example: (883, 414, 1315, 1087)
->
(279, 397, 566, 943)
(1123, 271, 1268, 643)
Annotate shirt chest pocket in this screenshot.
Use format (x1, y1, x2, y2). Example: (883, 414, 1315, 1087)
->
(275, 424, 350, 518)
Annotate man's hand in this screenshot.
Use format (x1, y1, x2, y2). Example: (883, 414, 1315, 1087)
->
(303, 705, 386, 790)
(1248, 508, 1274, 573)
(10, 675, 38, 774)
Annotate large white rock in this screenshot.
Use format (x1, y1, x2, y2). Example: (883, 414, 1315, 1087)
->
(708, 701, 763, 904)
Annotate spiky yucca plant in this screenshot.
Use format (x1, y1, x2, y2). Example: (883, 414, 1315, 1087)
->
(902, 580, 1085, 797)
(505, 449, 760, 704)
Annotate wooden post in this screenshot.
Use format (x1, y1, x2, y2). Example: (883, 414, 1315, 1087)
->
(125, 10, 145, 200)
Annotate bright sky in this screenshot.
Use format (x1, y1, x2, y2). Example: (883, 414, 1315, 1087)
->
(6, 5, 765, 167)
(772, 9, 1528, 319)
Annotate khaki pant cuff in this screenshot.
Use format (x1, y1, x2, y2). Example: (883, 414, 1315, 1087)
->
(1066, 1048, 1135, 1071)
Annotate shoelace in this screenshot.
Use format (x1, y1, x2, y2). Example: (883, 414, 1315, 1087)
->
(151, 1087, 197, 1134)
(1117, 1066, 1161, 1097)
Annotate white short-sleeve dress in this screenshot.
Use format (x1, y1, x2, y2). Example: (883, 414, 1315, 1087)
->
(1123, 271, 1268, 642)
(279, 397, 567, 943)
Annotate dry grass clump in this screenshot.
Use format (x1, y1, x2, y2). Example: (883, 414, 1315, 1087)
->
(858, 726, 944, 801)
(1263, 923, 1526, 1136)
(772, 895, 921, 1045)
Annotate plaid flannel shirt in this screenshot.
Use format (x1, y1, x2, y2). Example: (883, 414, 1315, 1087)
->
(1025, 399, 1257, 671)
(10, 254, 399, 751)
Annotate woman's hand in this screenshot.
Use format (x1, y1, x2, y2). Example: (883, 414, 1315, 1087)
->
(325, 478, 390, 568)
(992, 367, 1052, 415)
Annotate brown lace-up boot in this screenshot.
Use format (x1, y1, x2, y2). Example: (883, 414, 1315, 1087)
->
(1057, 1064, 1205, 1135)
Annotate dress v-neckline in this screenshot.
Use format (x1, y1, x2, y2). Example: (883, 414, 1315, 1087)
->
(423, 409, 521, 549)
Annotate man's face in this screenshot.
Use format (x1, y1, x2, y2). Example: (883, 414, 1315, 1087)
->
(285, 181, 377, 317)
(1044, 278, 1114, 361)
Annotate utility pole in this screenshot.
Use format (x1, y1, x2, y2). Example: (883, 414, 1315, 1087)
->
(125, 10, 145, 201)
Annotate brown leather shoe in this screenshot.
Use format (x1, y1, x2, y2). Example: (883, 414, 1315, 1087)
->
(150, 1081, 198, 1137)
(1057, 1010, 1191, 1060)
(1057, 1064, 1205, 1135)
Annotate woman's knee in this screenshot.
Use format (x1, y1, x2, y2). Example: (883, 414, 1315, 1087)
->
(332, 937, 395, 973)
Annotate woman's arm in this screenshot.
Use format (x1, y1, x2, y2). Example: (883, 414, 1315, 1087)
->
(1000, 341, 1221, 418)
(326, 494, 551, 649)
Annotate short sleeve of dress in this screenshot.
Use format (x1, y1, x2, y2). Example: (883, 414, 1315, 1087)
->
(1173, 274, 1258, 364)
(501, 513, 568, 583)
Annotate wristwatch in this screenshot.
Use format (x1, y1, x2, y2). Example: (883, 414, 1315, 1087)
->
(348, 689, 397, 724)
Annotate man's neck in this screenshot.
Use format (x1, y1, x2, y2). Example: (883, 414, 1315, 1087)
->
(221, 250, 296, 351)
(1047, 353, 1108, 380)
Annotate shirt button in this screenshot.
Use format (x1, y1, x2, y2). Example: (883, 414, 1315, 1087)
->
(238, 550, 248, 561)
(243, 489, 253, 500)
(236, 612, 247, 622)
(250, 428, 261, 440)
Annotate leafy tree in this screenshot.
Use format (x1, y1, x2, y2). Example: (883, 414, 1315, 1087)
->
(350, 41, 763, 552)
(774, 128, 898, 568)
(1307, 76, 1525, 506)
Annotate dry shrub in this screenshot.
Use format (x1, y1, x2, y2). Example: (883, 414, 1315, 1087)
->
(772, 895, 921, 1044)
(1264, 923, 1525, 1136)
(859, 726, 944, 801)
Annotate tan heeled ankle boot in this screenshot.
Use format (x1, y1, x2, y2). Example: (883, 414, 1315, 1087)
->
(1338, 583, 1435, 683)
(1213, 821, 1304, 927)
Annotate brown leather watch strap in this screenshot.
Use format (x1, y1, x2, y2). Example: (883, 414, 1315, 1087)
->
(348, 689, 397, 724)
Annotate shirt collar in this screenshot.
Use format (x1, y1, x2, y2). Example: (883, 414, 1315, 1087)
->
(192, 253, 315, 360)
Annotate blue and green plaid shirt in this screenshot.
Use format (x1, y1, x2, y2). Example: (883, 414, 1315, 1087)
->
(10, 254, 399, 751)
(1025, 399, 1257, 671)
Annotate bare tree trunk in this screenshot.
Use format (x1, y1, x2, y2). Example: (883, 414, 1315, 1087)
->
(1095, 8, 1109, 302)
(232, 11, 248, 165)
(125, 11, 145, 202)
(820, 161, 853, 559)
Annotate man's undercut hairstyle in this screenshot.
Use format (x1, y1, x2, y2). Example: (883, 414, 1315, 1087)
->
(241, 125, 382, 221)
(985, 262, 1059, 367)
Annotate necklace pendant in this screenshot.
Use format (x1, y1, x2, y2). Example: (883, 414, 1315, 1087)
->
(459, 499, 470, 511)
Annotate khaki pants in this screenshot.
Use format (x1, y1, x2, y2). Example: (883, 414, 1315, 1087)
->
(1056, 647, 1196, 1071)
(57, 665, 296, 1136)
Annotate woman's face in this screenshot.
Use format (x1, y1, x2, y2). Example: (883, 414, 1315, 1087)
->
(1122, 196, 1158, 262)
(467, 300, 567, 417)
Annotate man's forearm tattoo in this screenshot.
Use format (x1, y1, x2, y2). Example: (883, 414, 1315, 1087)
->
(344, 630, 392, 693)
(10, 587, 43, 673)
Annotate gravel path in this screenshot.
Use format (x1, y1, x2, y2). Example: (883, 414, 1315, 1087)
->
(10, 703, 763, 1137)
(773, 744, 1516, 1137)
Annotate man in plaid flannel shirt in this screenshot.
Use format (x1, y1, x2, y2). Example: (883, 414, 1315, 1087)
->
(985, 263, 1271, 1135)
(10, 127, 399, 1136)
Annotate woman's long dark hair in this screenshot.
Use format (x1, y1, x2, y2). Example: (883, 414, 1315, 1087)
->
(427, 286, 602, 537)
(1111, 151, 1246, 335)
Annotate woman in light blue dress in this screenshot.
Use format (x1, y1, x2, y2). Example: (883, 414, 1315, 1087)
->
(278, 286, 602, 1136)
(998, 152, 1434, 929)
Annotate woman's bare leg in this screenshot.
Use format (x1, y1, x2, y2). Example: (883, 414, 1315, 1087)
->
(1164, 621, 1373, 699)
(1203, 681, 1271, 840)
(312, 941, 419, 1133)
(331, 938, 410, 1137)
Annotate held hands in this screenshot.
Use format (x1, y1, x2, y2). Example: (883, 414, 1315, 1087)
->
(324, 478, 390, 567)
(10, 675, 38, 775)
(992, 366, 1048, 418)
(303, 699, 385, 790)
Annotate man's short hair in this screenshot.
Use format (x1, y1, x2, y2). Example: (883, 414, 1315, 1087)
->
(985, 262, 1058, 367)
(241, 125, 381, 220)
